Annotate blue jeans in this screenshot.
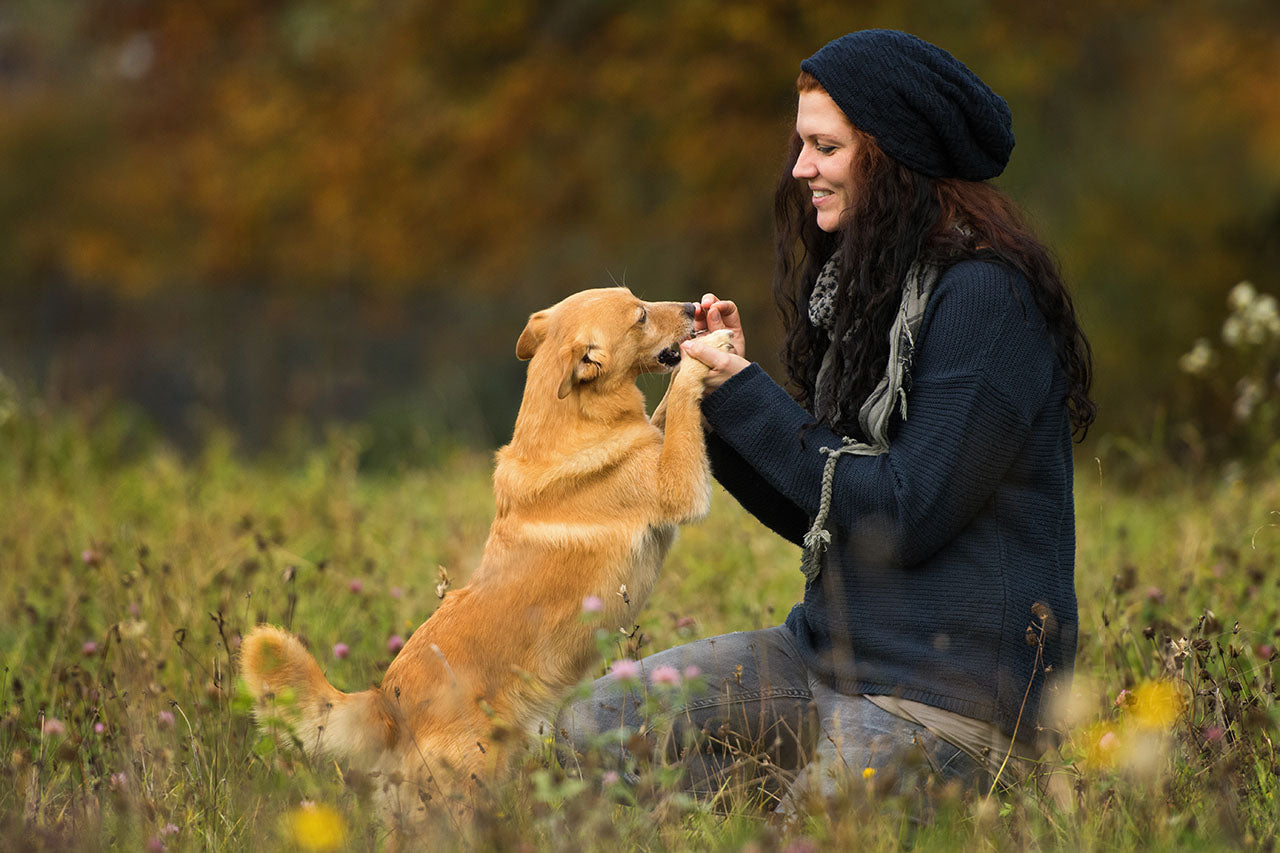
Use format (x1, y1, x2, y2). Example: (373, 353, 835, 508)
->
(558, 626, 987, 812)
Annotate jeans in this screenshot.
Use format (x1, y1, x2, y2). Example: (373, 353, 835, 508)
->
(558, 625, 987, 813)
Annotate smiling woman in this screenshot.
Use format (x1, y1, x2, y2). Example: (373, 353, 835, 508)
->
(791, 84, 862, 233)
(563, 28, 1097, 818)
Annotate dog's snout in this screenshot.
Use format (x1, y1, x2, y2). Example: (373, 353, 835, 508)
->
(682, 302, 697, 318)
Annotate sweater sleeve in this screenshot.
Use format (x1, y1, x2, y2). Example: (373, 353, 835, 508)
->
(700, 261, 1056, 569)
(707, 431, 809, 545)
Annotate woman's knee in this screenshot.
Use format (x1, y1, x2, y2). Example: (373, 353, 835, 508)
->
(555, 626, 816, 773)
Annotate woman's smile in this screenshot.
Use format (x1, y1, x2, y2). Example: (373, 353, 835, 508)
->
(792, 89, 860, 232)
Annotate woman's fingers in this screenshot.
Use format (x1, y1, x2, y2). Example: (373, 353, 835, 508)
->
(682, 337, 730, 368)
(692, 295, 746, 360)
(681, 338, 750, 393)
(704, 300, 745, 359)
(693, 293, 719, 332)
(706, 300, 739, 331)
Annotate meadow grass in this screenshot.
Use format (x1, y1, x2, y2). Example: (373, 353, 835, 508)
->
(1, 403, 1277, 851)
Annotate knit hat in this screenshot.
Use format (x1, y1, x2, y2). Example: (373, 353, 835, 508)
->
(800, 30, 1014, 181)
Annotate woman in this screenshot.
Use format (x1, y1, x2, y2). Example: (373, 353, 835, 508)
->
(562, 29, 1094, 809)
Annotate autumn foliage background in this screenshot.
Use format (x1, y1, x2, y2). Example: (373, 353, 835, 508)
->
(2, 0, 1279, 455)
(3, 3, 1280, 850)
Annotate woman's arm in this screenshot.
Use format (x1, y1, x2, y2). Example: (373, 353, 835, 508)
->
(707, 432, 809, 544)
(688, 292, 808, 542)
(694, 261, 1058, 569)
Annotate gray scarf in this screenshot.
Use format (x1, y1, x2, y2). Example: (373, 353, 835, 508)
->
(800, 253, 939, 583)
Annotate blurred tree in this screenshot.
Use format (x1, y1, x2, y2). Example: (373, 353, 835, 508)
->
(0, 0, 1277, 442)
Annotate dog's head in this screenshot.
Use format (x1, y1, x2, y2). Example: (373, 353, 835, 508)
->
(516, 288, 697, 399)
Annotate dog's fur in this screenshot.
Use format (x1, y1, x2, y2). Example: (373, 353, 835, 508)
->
(239, 287, 732, 825)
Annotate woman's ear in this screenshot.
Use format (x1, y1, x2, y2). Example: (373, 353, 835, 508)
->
(557, 342, 606, 398)
(516, 310, 551, 360)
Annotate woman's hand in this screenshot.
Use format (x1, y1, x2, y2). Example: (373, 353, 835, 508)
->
(693, 293, 746, 359)
(686, 292, 750, 393)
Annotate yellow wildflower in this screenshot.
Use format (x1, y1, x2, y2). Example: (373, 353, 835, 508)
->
(284, 802, 346, 851)
(862, 767, 876, 780)
(1129, 680, 1184, 730)
(1082, 722, 1121, 769)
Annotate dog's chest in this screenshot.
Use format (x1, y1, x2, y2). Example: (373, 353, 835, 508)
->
(616, 523, 677, 613)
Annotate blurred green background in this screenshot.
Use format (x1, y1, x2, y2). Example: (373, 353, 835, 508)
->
(2, 0, 1278, 459)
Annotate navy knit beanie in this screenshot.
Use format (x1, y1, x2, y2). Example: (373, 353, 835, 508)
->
(801, 30, 1014, 181)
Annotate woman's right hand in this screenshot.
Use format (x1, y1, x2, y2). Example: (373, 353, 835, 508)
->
(694, 293, 746, 361)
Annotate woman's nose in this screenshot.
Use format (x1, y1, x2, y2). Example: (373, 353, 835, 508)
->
(792, 150, 816, 180)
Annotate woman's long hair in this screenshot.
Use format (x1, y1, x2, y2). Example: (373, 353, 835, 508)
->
(774, 73, 1096, 439)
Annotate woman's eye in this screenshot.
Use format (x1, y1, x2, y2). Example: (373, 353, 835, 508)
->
(816, 145, 836, 155)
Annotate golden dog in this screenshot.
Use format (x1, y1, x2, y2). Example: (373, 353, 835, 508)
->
(239, 287, 732, 827)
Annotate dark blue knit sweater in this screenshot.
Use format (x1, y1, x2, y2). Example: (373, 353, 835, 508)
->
(702, 258, 1077, 744)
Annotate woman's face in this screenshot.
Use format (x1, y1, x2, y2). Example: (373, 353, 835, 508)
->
(792, 89, 860, 233)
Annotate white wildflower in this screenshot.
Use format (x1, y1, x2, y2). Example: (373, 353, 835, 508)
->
(1233, 378, 1261, 422)
(1224, 283, 1280, 346)
(1228, 281, 1257, 313)
(1222, 316, 1244, 347)
(1254, 294, 1280, 337)
(1178, 338, 1216, 376)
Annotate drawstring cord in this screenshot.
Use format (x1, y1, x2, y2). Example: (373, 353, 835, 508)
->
(800, 438, 872, 584)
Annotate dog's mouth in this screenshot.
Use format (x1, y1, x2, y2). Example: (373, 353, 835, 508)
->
(656, 345, 682, 367)
(655, 327, 707, 368)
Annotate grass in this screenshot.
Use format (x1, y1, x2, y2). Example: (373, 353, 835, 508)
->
(1, 400, 1278, 851)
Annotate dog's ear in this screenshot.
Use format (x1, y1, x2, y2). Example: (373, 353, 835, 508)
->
(557, 342, 607, 399)
(516, 310, 551, 360)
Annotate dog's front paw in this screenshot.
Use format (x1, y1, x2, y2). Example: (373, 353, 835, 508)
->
(673, 350, 711, 385)
(700, 329, 736, 354)
(675, 329, 737, 388)
(677, 329, 735, 383)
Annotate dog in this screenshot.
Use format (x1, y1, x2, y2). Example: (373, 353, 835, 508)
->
(239, 287, 733, 829)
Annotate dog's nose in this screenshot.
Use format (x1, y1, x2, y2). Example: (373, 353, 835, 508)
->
(682, 302, 697, 317)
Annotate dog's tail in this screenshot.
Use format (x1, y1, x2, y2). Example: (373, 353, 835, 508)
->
(239, 625, 400, 764)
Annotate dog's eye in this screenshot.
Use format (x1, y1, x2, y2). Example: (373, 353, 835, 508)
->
(637, 307, 647, 325)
